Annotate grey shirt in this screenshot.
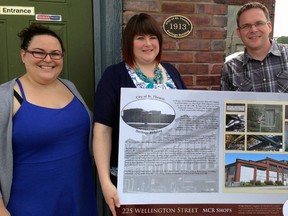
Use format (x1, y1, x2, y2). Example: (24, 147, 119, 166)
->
(221, 40, 288, 92)
(0, 78, 93, 205)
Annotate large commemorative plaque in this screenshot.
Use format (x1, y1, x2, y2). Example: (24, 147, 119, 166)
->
(117, 88, 287, 216)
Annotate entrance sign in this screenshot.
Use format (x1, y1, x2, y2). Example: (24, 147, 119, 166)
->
(163, 15, 192, 38)
(117, 88, 287, 216)
(0, 6, 35, 15)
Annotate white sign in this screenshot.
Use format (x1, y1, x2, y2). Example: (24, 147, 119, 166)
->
(117, 88, 287, 215)
(0, 6, 35, 15)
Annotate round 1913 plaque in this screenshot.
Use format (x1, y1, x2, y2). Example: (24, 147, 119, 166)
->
(163, 15, 193, 39)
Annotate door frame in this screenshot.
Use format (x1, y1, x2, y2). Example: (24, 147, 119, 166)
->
(93, 0, 122, 86)
(92, 1, 122, 215)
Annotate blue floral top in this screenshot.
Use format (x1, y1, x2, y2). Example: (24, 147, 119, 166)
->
(126, 64, 177, 89)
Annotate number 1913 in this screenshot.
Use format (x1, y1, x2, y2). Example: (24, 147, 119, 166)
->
(169, 23, 187, 30)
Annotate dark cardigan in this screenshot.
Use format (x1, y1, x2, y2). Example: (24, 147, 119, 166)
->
(94, 61, 186, 169)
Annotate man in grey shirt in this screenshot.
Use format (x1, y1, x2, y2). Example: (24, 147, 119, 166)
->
(221, 2, 288, 92)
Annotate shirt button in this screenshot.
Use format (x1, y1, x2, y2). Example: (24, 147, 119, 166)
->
(263, 78, 266, 81)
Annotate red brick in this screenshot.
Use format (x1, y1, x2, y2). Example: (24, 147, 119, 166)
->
(196, 75, 221, 86)
(195, 53, 225, 63)
(178, 64, 209, 75)
(213, 15, 227, 27)
(211, 64, 224, 75)
(195, 29, 227, 39)
(197, 4, 227, 15)
(190, 15, 211, 26)
(162, 39, 177, 50)
(211, 40, 226, 51)
(162, 3, 195, 14)
(123, 0, 160, 12)
(211, 86, 221, 91)
(181, 75, 194, 87)
(178, 40, 210, 51)
(189, 87, 210, 90)
(162, 51, 193, 63)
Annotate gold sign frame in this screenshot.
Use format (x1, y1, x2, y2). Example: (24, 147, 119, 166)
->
(163, 15, 193, 39)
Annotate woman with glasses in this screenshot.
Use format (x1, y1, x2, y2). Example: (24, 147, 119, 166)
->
(93, 13, 186, 216)
(221, 2, 288, 92)
(0, 24, 98, 216)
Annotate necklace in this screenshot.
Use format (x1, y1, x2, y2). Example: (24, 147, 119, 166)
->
(135, 66, 163, 88)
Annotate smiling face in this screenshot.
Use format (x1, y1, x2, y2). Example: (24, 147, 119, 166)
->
(133, 34, 160, 66)
(237, 8, 272, 54)
(21, 35, 63, 84)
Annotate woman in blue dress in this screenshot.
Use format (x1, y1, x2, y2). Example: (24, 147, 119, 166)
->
(0, 24, 98, 216)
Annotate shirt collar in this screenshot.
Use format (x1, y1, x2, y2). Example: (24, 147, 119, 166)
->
(269, 39, 282, 57)
(243, 39, 281, 65)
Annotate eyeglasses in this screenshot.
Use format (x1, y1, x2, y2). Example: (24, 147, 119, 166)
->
(25, 50, 64, 60)
(239, 21, 270, 31)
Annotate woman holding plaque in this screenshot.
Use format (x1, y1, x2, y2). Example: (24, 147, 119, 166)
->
(93, 13, 186, 216)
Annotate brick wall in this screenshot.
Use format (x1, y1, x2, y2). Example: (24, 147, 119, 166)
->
(123, 0, 227, 90)
(122, 0, 275, 90)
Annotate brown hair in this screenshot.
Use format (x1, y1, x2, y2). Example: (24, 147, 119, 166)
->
(122, 13, 163, 68)
(236, 2, 270, 27)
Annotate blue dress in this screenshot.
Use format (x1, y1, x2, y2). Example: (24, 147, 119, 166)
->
(7, 79, 98, 216)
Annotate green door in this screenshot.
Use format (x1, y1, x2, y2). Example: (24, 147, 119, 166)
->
(0, 0, 94, 109)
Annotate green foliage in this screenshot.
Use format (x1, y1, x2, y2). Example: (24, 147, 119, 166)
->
(264, 180, 274, 185)
(277, 36, 288, 44)
(275, 181, 283, 186)
(243, 182, 253, 187)
(255, 180, 262, 186)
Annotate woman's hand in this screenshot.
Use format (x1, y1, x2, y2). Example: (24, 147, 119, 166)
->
(102, 181, 120, 216)
(0, 208, 10, 216)
(0, 199, 11, 216)
(93, 123, 120, 215)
